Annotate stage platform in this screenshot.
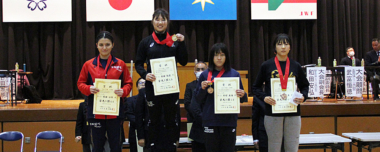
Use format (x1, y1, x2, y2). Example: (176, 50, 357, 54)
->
(1, 98, 380, 122)
(1, 98, 380, 152)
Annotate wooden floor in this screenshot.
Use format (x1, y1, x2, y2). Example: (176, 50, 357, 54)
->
(0, 99, 83, 110)
(1, 97, 380, 152)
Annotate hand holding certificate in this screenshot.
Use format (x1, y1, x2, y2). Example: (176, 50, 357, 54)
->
(93, 78, 121, 116)
(150, 56, 180, 96)
(271, 77, 297, 113)
(214, 77, 240, 114)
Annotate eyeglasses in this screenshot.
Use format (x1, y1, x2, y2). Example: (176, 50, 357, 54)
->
(138, 81, 145, 84)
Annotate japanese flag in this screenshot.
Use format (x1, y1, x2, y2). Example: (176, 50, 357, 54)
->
(87, 0, 154, 21)
(2, 0, 72, 22)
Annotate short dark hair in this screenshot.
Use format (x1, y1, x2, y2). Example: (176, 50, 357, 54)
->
(136, 77, 144, 87)
(152, 8, 170, 25)
(208, 43, 231, 71)
(372, 38, 379, 42)
(346, 47, 353, 52)
(195, 61, 207, 67)
(194, 61, 207, 71)
(96, 31, 114, 44)
(273, 33, 292, 54)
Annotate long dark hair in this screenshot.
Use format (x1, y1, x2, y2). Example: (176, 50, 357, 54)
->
(208, 43, 231, 71)
(273, 33, 291, 54)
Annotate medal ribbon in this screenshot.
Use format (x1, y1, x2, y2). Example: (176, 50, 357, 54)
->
(207, 68, 226, 83)
(97, 55, 113, 78)
(274, 56, 290, 90)
(152, 32, 174, 47)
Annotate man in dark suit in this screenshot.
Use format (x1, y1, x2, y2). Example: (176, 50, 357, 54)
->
(125, 78, 145, 152)
(75, 102, 92, 152)
(365, 38, 380, 100)
(184, 61, 207, 151)
(251, 96, 268, 152)
(340, 47, 360, 66)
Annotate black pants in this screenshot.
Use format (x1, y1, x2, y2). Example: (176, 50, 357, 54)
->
(259, 146, 268, 152)
(192, 141, 206, 152)
(88, 118, 123, 152)
(147, 94, 179, 151)
(372, 78, 379, 98)
(82, 143, 91, 152)
(129, 125, 137, 152)
(204, 126, 236, 152)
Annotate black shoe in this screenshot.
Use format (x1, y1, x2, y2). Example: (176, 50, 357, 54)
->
(374, 97, 380, 101)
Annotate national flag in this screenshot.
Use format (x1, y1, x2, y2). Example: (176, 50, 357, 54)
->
(87, 0, 154, 21)
(170, 0, 237, 20)
(251, 0, 317, 20)
(2, 0, 72, 22)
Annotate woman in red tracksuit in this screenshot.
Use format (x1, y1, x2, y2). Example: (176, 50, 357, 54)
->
(77, 31, 133, 152)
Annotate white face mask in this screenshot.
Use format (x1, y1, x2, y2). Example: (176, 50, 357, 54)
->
(195, 71, 202, 79)
(348, 51, 355, 57)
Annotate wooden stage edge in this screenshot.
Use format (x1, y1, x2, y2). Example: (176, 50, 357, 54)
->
(1, 97, 380, 122)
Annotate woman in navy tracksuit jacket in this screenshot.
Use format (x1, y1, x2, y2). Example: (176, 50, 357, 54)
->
(196, 43, 248, 152)
(77, 31, 133, 152)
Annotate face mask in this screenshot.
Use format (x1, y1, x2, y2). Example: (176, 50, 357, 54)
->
(349, 51, 355, 57)
(195, 71, 202, 79)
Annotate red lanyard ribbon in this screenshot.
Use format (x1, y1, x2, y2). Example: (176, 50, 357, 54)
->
(152, 32, 174, 47)
(97, 55, 112, 78)
(274, 56, 290, 90)
(207, 68, 225, 83)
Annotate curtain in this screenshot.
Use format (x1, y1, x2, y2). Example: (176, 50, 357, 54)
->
(0, 0, 379, 99)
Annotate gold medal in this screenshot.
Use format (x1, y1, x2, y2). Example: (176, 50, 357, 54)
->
(207, 87, 214, 94)
(280, 93, 287, 100)
(172, 34, 177, 41)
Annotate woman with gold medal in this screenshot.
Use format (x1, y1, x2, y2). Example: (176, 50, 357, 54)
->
(252, 34, 310, 152)
(196, 43, 247, 152)
(135, 8, 188, 152)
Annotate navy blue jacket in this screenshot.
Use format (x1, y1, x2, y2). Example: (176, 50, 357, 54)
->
(75, 102, 91, 145)
(189, 90, 205, 143)
(196, 69, 247, 127)
(125, 95, 138, 144)
(251, 96, 268, 148)
(135, 89, 150, 140)
(184, 80, 197, 122)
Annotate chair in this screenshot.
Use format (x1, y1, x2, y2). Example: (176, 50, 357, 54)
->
(34, 131, 62, 152)
(0, 131, 24, 152)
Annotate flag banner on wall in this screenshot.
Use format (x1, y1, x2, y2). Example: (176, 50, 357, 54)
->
(170, 0, 237, 20)
(2, 0, 72, 22)
(87, 0, 154, 21)
(251, 0, 317, 20)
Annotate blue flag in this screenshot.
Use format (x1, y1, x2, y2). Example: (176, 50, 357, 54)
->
(170, 0, 237, 20)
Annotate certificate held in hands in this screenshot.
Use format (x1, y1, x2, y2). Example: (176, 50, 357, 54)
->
(150, 56, 180, 96)
(214, 77, 240, 114)
(271, 77, 297, 113)
(93, 78, 121, 116)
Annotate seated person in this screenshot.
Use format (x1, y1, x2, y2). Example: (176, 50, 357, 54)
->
(365, 38, 380, 100)
(124, 78, 145, 152)
(184, 61, 207, 151)
(252, 96, 268, 152)
(340, 47, 360, 66)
